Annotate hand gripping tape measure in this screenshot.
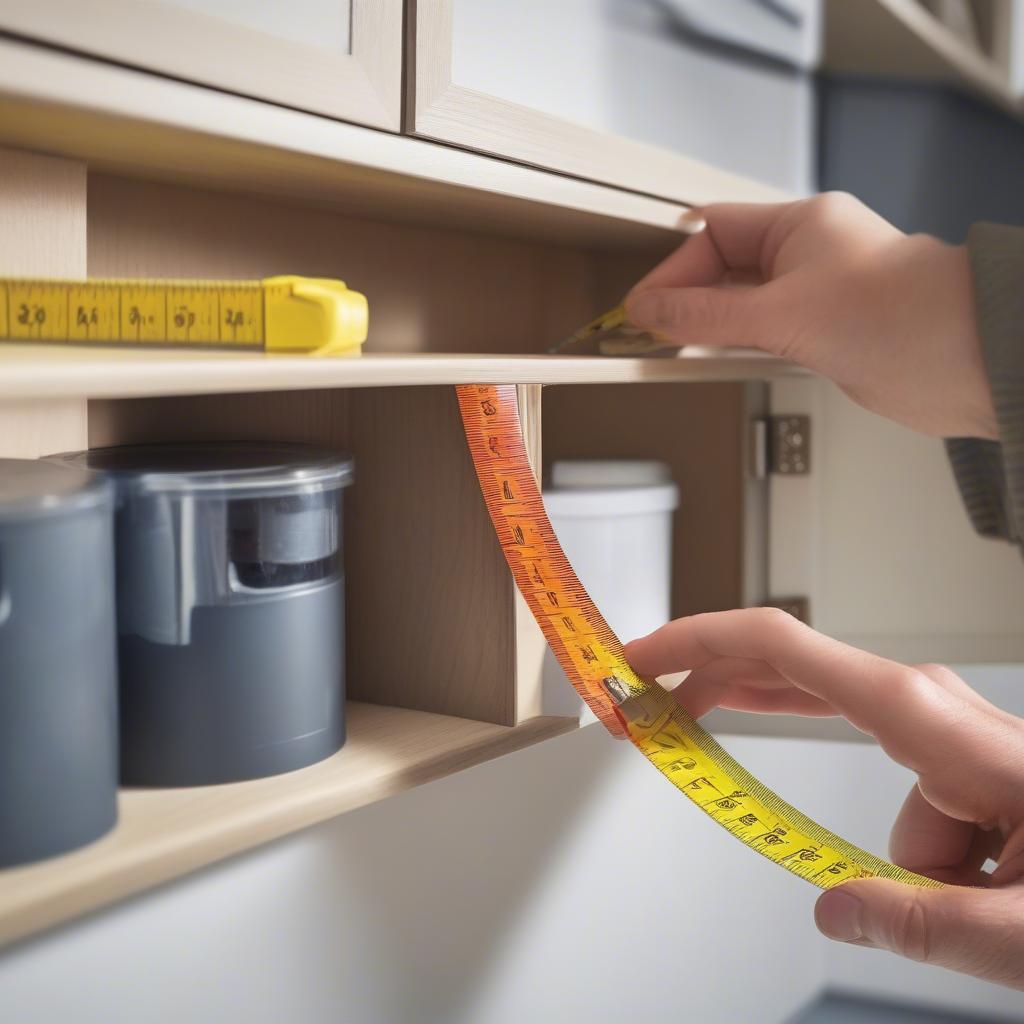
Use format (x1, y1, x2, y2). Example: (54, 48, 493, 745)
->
(0, 276, 367, 356)
(457, 383, 943, 892)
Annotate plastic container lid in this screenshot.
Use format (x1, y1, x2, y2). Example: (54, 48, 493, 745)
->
(543, 460, 679, 518)
(0, 458, 112, 521)
(52, 442, 354, 498)
(543, 483, 678, 518)
(550, 460, 672, 488)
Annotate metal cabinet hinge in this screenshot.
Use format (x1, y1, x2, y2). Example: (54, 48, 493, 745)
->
(750, 415, 810, 478)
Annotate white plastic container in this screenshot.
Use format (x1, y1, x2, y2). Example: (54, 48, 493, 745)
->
(541, 460, 679, 720)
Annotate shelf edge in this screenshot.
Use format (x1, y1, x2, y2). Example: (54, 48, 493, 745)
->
(0, 350, 804, 400)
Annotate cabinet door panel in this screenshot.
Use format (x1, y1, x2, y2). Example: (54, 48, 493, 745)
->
(769, 378, 1024, 664)
(0, 0, 401, 130)
(166, 0, 350, 52)
(413, 0, 819, 203)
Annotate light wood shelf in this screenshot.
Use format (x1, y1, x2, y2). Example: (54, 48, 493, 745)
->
(0, 38, 780, 256)
(825, 0, 1020, 115)
(0, 703, 575, 949)
(0, 347, 798, 400)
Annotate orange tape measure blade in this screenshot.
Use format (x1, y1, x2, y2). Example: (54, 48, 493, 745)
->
(456, 384, 631, 737)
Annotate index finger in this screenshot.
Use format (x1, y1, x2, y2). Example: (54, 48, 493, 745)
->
(624, 609, 1012, 784)
(628, 202, 792, 295)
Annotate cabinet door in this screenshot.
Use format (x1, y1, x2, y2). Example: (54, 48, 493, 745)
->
(412, 0, 819, 203)
(0, 0, 402, 130)
(768, 377, 1024, 665)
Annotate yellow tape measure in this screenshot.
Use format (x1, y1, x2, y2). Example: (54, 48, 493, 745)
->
(0, 275, 368, 356)
(553, 303, 675, 356)
(457, 383, 943, 891)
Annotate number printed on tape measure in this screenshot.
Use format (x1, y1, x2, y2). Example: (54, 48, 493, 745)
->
(121, 286, 166, 343)
(166, 287, 216, 344)
(68, 285, 118, 342)
(219, 287, 263, 345)
(6, 283, 67, 341)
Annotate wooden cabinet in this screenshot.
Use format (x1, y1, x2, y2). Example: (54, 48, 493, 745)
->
(1, 15, 1023, 964)
(411, 0, 819, 203)
(0, 0, 402, 129)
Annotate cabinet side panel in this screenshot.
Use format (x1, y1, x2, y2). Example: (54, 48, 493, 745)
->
(0, 148, 88, 455)
(0, 147, 86, 278)
(347, 387, 515, 724)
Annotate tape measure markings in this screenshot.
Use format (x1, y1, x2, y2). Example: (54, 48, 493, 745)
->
(0, 276, 367, 356)
(0, 279, 270, 348)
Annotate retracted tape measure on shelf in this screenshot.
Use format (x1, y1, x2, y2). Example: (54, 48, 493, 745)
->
(457, 383, 943, 892)
(0, 275, 368, 356)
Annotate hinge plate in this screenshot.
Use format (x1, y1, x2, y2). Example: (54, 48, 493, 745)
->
(750, 415, 810, 478)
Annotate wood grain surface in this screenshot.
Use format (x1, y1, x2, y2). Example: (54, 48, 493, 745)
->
(0, 148, 88, 455)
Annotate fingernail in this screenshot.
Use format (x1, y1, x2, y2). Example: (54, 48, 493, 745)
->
(676, 209, 707, 234)
(815, 889, 864, 942)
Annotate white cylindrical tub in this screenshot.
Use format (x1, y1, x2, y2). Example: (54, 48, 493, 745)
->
(541, 460, 679, 720)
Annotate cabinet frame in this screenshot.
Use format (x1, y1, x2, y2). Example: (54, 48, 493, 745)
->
(409, 0, 785, 205)
(0, 0, 403, 130)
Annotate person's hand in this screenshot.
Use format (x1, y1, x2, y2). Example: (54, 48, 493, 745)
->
(625, 195, 997, 440)
(624, 608, 1024, 989)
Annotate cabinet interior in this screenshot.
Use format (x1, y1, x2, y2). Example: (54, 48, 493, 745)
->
(78, 173, 760, 728)
(543, 383, 761, 622)
(87, 173, 670, 358)
(86, 379, 763, 731)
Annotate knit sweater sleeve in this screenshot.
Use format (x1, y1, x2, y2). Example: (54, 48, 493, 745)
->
(945, 222, 1024, 548)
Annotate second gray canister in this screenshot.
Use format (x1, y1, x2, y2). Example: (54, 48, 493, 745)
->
(55, 442, 353, 787)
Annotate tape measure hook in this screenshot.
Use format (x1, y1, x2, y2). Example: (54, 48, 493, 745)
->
(602, 675, 632, 704)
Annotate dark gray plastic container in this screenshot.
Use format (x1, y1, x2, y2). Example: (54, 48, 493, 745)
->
(0, 459, 118, 866)
(54, 443, 353, 787)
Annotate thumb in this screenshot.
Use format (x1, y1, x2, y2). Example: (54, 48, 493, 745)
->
(815, 878, 1024, 989)
(625, 286, 765, 350)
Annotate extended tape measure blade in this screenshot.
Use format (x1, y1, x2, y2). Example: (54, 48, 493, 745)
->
(456, 383, 944, 893)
